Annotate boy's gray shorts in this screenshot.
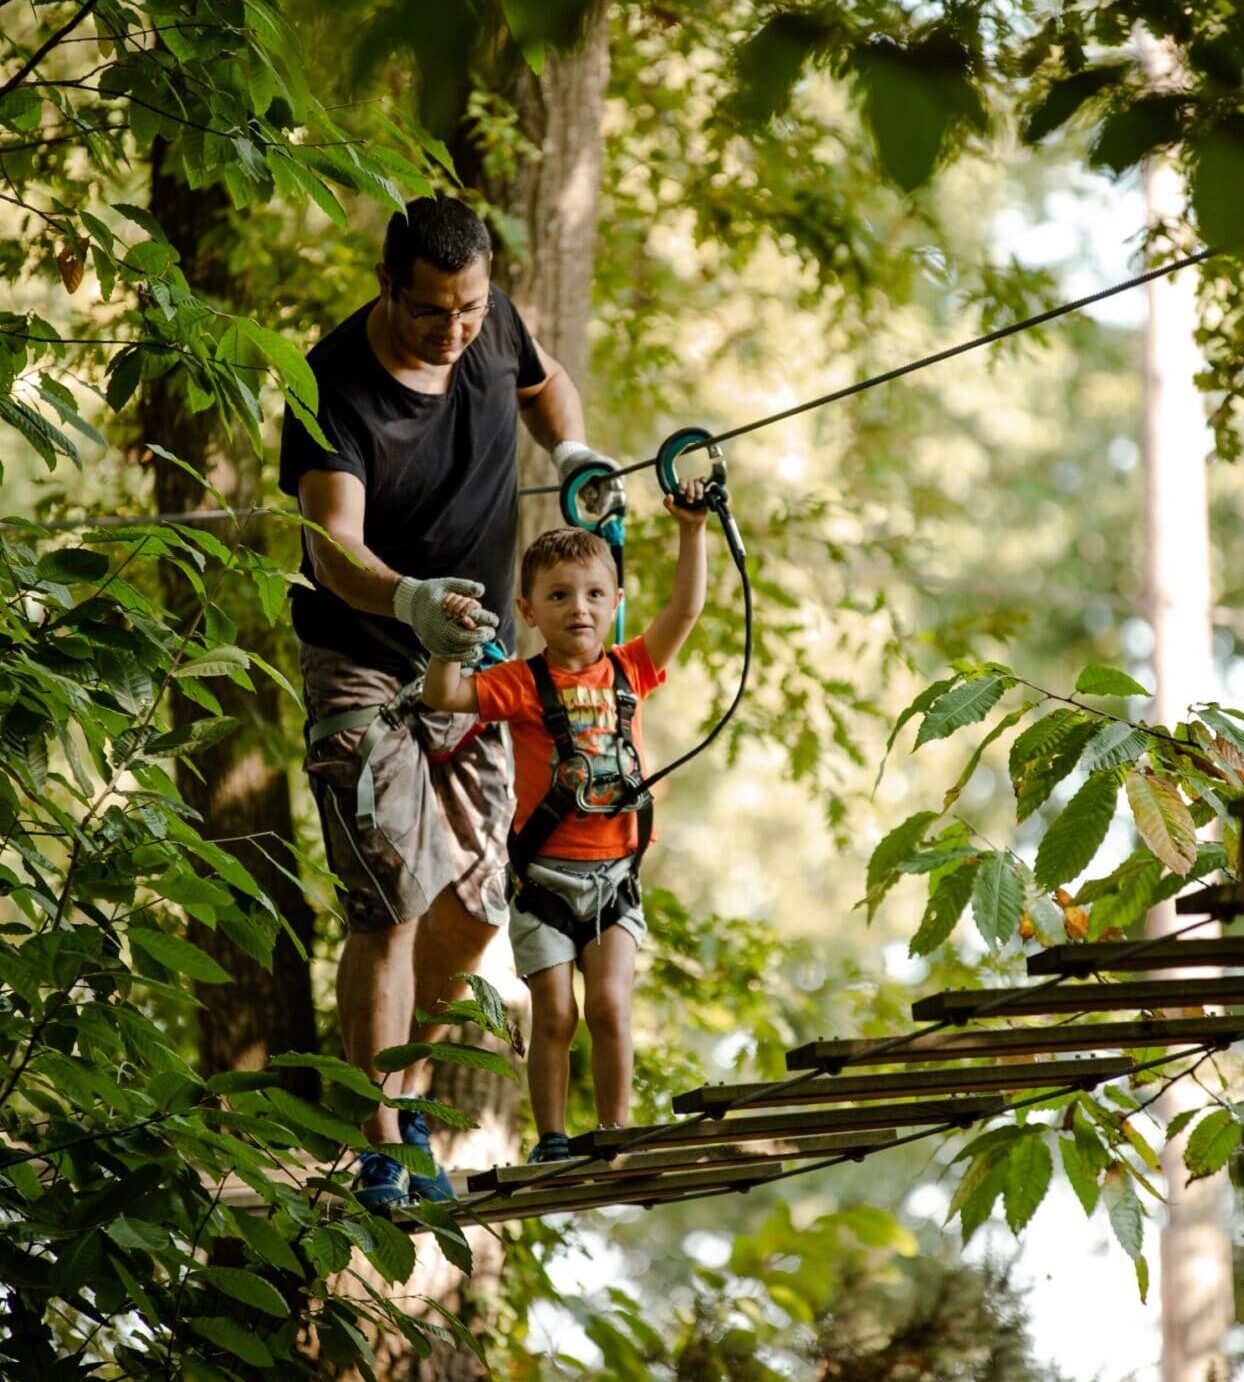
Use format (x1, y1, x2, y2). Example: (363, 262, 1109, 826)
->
(300, 642, 512, 934)
(510, 857, 647, 979)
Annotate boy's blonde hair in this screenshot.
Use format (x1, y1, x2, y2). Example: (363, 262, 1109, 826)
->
(520, 527, 615, 599)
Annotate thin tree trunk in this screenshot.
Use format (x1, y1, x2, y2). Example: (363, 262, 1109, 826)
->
(142, 141, 318, 1090)
(1138, 41, 1235, 1371)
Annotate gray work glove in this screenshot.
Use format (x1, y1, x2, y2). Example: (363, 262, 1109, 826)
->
(552, 441, 625, 520)
(392, 576, 499, 663)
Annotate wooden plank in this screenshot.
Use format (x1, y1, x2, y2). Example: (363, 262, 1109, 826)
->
(565, 1096, 1005, 1158)
(671, 1056, 1134, 1115)
(786, 1017, 1244, 1070)
(1026, 939, 1244, 975)
(912, 977, 1244, 1023)
(1176, 885, 1244, 919)
(448, 1164, 783, 1225)
(466, 1129, 897, 1193)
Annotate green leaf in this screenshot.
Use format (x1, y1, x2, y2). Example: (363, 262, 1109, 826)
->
(196, 1265, 290, 1317)
(1009, 708, 1098, 822)
(374, 1041, 515, 1079)
(128, 928, 231, 984)
(1125, 770, 1197, 878)
(1135, 1252, 1150, 1304)
(942, 704, 1035, 811)
(265, 1088, 368, 1149)
(1089, 96, 1183, 175)
(1023, 66, 1126, 144)
(173, 647, 251, 679)
(145, 716, 239, 757)
(269, 1052, 380, 1101)
(1082, 722, 1151, 772)
(915, 674, 1012, 748)
(1059, 1135, 1100, 1216)
(1004, 1135, 1053, 1232)
(361, 1214, 416, 1284)
(1191, 123, 1244, 250)
(230, 1211, 305, 1277)
(862, 809, 941, 920)
(1074, 665, 1152, 698)
(1033, 771, 1120, 890)
(910, 859, 979, 956)
(1103, 1165, 1144, 1259)
(34, 547, 110, 585)
(971, 852, 1024, 950)
(188, 1317, 273, 1368)
(1184, 1109, 1242, 1182)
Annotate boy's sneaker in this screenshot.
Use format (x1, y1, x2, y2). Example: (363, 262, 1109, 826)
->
(353, 1150, 410, 1212)
(397, 1108, 456, 1202)
(527, 1132, 571, 1164)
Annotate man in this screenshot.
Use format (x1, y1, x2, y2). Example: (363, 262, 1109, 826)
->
(279, 195, 618, 1208)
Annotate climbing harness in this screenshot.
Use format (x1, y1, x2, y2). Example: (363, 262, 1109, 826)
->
(506, 649, 653, 952)
(306, 622, 506, 831)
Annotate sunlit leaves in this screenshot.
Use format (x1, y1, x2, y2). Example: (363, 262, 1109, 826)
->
(914, 671, 1014, 748)
(1125, 769, 1197, 877)
(1073, 665, 1151, 698)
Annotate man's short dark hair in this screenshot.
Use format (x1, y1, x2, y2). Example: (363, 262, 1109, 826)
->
(383, 197, 492, 286)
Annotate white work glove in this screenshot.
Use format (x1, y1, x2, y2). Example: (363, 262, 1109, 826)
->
(552, 441, 625, 521)
(393, 576, 499, 663)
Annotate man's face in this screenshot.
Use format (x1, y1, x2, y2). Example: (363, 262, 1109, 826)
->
(378, 255, 491, 367)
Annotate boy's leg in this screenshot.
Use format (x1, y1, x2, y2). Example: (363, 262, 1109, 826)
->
(526, 962, 578, 1135)
(580, 926, 638, 1128)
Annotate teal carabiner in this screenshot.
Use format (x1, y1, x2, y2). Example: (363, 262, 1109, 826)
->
(559, 459, 627, 643)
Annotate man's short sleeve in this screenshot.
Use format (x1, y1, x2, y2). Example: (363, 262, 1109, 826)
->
(278, 394, 367, 498)
(473, 659, 534, 725)
(495, 291, 545, 391)
(615, 636, 665, 700)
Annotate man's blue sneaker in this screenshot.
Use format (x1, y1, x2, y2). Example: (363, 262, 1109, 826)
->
(398, 1108, 456, 1202)
(527, 1132, 571, 1164)
(353, 1150, 410, 1212)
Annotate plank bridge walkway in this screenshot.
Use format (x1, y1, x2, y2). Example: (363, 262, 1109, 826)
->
(223, 884, 1244, 1232)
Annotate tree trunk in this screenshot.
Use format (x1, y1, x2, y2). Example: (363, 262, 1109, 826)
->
(141, 142, 318, 1090)
(1138, 43, 1235, 1374)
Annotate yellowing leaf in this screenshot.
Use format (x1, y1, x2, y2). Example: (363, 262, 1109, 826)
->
(1125, 769, 1197, 877)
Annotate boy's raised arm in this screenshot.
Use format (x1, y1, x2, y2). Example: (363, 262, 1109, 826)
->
(423, 656, 480, 715)
(643, 479, 709, 670)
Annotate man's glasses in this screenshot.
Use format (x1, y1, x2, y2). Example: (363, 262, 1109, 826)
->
(397, 293, 493, 327)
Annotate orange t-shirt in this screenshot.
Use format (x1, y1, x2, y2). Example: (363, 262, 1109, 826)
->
(473, 636, 665, 859)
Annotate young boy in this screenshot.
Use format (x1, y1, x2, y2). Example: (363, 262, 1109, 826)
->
(422, 479, 708, 1161)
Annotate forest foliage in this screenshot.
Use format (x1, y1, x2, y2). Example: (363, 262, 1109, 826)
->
(3, 0, 1244, 1376)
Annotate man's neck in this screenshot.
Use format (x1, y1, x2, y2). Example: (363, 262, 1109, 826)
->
(365, 302, 453, 395)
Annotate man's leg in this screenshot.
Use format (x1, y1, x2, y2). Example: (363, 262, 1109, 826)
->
(337, 920, 416, 1146)
(525, 962, 578, 1136)
(580, 926, 638, 1128)
(408, 885, 499, 1050)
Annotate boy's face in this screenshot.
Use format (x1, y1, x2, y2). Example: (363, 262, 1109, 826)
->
(517, 556, 621, 666)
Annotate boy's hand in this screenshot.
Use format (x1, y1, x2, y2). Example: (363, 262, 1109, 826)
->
(663, 476, 710, 527)
(442, 591, 483, 629)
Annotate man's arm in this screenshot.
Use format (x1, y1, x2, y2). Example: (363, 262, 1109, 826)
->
(643, 484, 709, 670)
(299, 469, 498, 659)
(516, 339, 587, 452)
(423, 657, 480, 715)
(300, 469, 402, 615)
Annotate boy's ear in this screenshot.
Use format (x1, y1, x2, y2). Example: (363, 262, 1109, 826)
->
(613, 586, 624, 610)
(516, 595, 537, 628)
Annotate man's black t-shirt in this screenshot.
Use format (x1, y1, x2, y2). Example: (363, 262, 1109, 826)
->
(278, 287, 545, 675)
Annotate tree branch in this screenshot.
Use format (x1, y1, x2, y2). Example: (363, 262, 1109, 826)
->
(0, 0, 104, 100)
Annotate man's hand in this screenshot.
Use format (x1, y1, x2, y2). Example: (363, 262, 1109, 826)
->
(552, 441, 626, 520)
(393, 576, 499, 662)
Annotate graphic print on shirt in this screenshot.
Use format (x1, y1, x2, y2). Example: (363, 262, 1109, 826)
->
(554, 682, 639, 809)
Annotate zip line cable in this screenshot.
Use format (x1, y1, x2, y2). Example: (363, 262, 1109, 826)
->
(2, 244, 1212, 531)
(517, 245, 1214, 497)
